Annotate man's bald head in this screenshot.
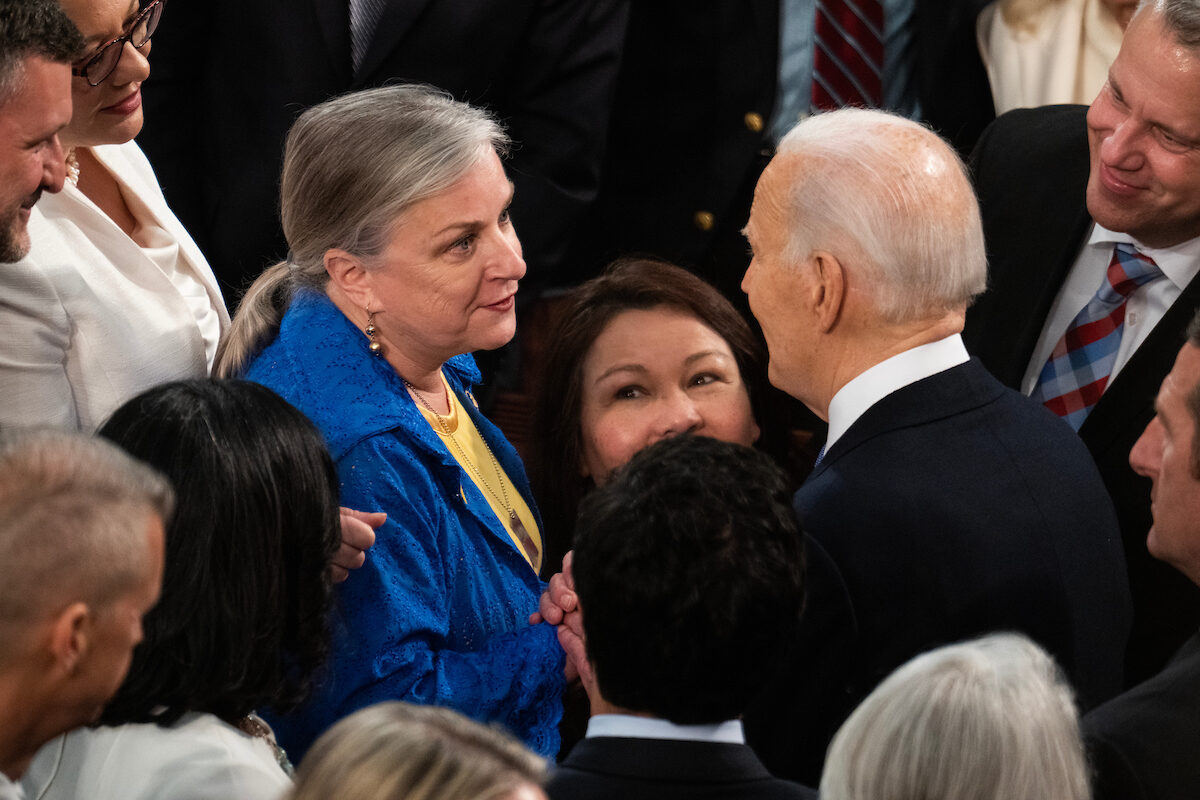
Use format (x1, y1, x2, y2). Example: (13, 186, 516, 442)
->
(767, 108, 987, 324)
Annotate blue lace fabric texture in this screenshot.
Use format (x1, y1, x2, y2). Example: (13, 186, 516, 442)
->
(244, 290, 565, 762)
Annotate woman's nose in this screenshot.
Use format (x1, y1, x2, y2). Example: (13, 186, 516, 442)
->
(652, 391, 704, 440)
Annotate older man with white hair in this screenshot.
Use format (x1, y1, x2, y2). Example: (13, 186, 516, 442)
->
(739, 108, 1133, 785)
(0, 430, 169, 799)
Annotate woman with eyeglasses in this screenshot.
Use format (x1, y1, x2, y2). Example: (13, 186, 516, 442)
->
(0, 0, 229, 431)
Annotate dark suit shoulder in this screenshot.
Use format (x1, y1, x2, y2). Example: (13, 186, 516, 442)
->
(1083, 632, 1200, 800)
(547, 737, 816, 800)
(965, 106, 1094, 385)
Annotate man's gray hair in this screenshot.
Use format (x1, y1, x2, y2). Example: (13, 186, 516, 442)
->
(1139, 0, 1200, 47)
(0, 0, 84, 105)
(820, 633, 1089, 800)
(775, 108, 987, 324)
(0, 429, 173, 648)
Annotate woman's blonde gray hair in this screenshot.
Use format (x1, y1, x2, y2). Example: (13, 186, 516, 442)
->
(820, 633, 1089, 800)
(216, 84, 508, 376)
(290, 702, 545, 800)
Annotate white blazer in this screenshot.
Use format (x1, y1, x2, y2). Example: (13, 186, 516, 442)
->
(0, 141, 229, 431)
(22, 712, 291, 800)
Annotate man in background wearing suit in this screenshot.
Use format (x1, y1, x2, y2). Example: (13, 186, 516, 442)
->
(544, 435, 814, 800)
(739, 107, 1132, 785)
(564, 0, 994, 301)
(965, 0, 1200, 686)
(0, 0, 79, 263)
(0, 430, 169, 798)
(1083, 309, 1200, 800)
(137, 0, 629, 299)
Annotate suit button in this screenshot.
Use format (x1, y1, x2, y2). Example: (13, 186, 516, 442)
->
(744, 112, 764, 132)
(693, 211, 715, 231)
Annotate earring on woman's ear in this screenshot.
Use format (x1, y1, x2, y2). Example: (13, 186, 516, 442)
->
(365, 308, 383, 356)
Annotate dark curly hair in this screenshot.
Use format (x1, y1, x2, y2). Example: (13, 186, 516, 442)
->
(572, 434, 806, 723)
(97, 379, 341, 727)
(529, 258, 770, 578)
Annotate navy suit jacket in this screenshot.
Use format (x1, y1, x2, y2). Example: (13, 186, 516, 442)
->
(745, 357, 1131, 785)
(1084, 630, 1200, 800)
(964, 105, 1200, 684)
(546, 736, 816, 800)
(138, 0, 629, 297)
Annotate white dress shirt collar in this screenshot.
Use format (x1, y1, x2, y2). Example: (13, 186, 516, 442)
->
(584, 714, 745, 744)
(0, 770, 24, 800)
(825, 333, 970, 450)
(1086, 223, 1200, 294)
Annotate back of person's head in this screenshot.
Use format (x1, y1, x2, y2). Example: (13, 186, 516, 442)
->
(0, 428, 171, 665)
(291, 702, 546, 800)
(529, 258, 766, 572)
(571, 434, 805, 723)
(820, 633, 1089, 800)
(0, 0, 82, 104)
(216, 83, 508, 376)
(95, 379, 341, 726)
(773, 108, 987, 324)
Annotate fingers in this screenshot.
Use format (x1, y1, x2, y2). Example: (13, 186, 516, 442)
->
(332, 507, 384, 582)
(548, 571, 577, 613)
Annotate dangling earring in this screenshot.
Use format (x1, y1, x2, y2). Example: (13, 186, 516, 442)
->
(365, 308, 383, 356)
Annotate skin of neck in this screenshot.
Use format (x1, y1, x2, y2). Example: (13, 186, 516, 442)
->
(587, 687, 657, 720)
(324, 282, 449, 407)
(0, 659, 76, 781)
(806, 306, 966, 421)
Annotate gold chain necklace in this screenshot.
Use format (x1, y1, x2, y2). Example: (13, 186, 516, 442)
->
(403, 377, 539, 567)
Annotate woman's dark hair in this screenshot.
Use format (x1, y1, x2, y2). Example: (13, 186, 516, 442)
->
(529, 258, 768, 577)
(96, 379, 341, 727)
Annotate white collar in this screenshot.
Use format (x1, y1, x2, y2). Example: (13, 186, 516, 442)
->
(825, 333, 969, 450)
(584, 714, 745, 744)
(1086, 223, 1200, 294)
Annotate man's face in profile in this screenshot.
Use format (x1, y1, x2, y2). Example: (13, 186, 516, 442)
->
(0, 55, 72, 262)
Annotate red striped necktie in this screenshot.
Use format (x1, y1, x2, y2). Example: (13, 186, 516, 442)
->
(812, 0, 885, 110)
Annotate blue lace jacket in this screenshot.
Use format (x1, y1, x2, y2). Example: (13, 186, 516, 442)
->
(244, 290, 564, 762)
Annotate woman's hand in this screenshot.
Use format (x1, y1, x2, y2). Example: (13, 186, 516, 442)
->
(530, 551, 577, 625)
(529, 551, 590, 682)
(333, 507, 385, 582)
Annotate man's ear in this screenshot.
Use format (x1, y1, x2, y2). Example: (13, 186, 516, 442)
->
(808, 251, 846, 333)
(324, 249, 375, 311)
(47, 602, 91, 676)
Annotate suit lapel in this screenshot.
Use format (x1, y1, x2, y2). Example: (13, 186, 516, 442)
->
(812, 360, 1001, 478)
(311, 0, 353, 84)
(353, 0, 437, 87)
(1080, 272, 1200, 451)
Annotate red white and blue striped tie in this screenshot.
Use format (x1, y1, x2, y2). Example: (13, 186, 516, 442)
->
(1031, 243, 1165, 430)
(812, 0, 884, 110)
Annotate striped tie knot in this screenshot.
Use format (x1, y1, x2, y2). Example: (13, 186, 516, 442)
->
(1100, 243, 1163, 304)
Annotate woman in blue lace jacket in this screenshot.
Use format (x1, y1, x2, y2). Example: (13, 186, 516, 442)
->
(216, 85, 565, 763)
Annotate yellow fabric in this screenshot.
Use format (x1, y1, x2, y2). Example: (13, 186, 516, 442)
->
(414, 374, 542, 571)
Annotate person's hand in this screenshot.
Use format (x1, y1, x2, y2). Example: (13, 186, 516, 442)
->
(332, 507, 385, 582)
(557, 608, 593, 687)
(530, 551, 576, 625)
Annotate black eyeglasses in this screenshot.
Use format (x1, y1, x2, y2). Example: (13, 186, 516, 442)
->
(71, 0, 166, 87)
